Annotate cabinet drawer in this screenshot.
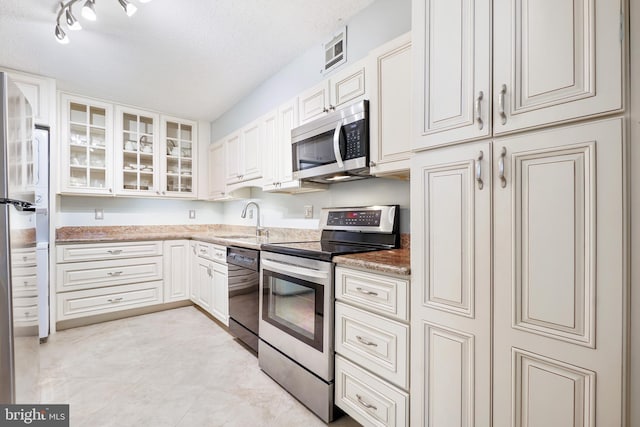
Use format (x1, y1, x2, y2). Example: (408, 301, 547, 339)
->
(13, 296, 38, 307)
(336, 266, 409, 321)
(57, 241, 163, 263)
(57, 281, 163, 321)
(196, 242, 226, 263)
(11, 273, 37, 297)
(335, 355, 408, 427)
(57, 256, 163, 292)
(335, 302, 409, 389)
(13, 304, 38, 326)
(11, 248, 36, 267)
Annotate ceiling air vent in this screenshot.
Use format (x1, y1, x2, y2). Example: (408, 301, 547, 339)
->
(323, 27, 347, 74)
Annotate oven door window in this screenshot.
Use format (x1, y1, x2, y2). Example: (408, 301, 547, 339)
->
(262, 269, 324, 351)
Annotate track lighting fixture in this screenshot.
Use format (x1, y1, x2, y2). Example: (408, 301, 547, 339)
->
(54, 0, 151, 44)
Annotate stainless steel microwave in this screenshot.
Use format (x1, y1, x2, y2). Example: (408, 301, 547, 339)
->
(291, 100, 370, 184)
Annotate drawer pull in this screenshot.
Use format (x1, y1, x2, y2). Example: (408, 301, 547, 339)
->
(107, 250, 123, 255)
(107, 271, 124, 277)
(22, 256, 28, 262)
(107, 297, 124, 303)
(356, 394, 377, 411)
(356, 287, 378, 297)
(24, 312, 32, 317)
(23, 281, 28, 286)
(356, 336, 378, 347)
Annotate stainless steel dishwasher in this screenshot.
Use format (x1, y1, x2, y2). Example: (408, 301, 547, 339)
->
(226, 246, 260, 354)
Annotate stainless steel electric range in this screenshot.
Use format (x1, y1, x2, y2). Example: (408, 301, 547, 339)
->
(258, 205, 400, 423)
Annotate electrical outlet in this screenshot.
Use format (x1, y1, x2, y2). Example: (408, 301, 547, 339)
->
(304, 205, 313, 219)
(248, 209, 254, 219)
(189, 210, 196, 219)
(94, 209, 104, 220)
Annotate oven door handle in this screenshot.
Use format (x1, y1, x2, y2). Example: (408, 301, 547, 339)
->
(333, 121, 344, 169)
(262, 259, 330, 281)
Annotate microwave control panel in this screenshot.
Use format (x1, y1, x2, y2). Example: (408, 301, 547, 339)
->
(343, 119, 367, 160)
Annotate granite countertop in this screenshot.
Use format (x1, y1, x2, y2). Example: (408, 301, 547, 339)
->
(55, 225, 321, 251)
(56, 225, 410, 274)
(333, 248, 411, 277)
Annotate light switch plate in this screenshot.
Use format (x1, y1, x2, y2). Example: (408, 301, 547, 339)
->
(189, 210, 196, 219)
(304, 205, 313, 219)
(95, 209, 104, 220)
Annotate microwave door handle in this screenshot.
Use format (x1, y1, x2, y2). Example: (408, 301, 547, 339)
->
(333, 122, 344, 168)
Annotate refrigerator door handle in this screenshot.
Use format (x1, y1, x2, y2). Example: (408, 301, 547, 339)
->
(0, 198, 35, 212)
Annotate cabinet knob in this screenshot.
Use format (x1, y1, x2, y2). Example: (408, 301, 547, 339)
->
(368, 161, 376, 167)
(329, 105, 336, 111)
(109, 188, 113, 193)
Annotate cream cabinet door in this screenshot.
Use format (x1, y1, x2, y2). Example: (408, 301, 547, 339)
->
(210, 262, 229, 325)
(277, 98, 298, 184)
(493, 118, 625, 426)
(240, 119, 262, 181)
(493, 0, 622, 134)
(163, 240, 190, 303)
(224, 132, 241, 184)
(412, 0, 491, 150)
(260, 109, 279, 190)
(410, 140, 492, 427)
(369, 32, 412, 176)
(195, 258, 213, 312)
(329, 59, 367, 110)
(207, 141, 226, 200)
(189, 242, 199, 302)
(298, 81, 331, 124)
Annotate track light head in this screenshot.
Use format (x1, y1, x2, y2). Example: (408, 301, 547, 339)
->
(55, 24, 69, 44)
(118, 0, 137, 17)
(65, 7, 82, 31)
(81, 0, 97, 21)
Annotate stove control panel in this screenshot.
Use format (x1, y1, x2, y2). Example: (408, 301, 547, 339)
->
(320, 205, 398, 233)
(327, 210, 381, 227)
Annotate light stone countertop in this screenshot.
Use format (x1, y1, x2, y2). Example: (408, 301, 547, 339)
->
(56, 225, 410, 273)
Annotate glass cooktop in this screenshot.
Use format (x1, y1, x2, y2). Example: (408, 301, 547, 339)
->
(261, 241, 386, 262)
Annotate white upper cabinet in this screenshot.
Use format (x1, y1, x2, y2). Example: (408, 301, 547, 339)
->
(225, 119, 263, 186)
(368, 32, 413, 176)
(413, 0, 491, 150)
(59, 94, 114, 195)
(160, 116, 196, 198)
(298, 59, 368, 124)
(115, 106, 160, 196)
(262, 98, 327, 193)
(207, 141, 226, 200)
(493, 0, 622, 134)
(413, 0, 623, 149)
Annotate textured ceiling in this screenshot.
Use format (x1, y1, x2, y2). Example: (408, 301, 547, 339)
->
(0, 0, 375, 121)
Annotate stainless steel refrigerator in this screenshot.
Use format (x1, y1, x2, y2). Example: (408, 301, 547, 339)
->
(0, 71, 45, 404)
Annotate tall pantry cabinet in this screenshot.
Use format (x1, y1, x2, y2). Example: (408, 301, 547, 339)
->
(410, 0, 627, 426)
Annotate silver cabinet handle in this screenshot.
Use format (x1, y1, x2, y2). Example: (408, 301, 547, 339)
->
(329, 105, 336, 111)
(207, 266, 212, 277)
(356, 336, 378, 347)
(475, 91, 484, 130)
(498, 84, 507, 125)
(498, 147, 507, 188)
(192, 246, 196, 254)
(22, 256, 28, 262)
(356, 394, 377, 410)
(109, 188, 113, 193)
(24, 311, 32, 317)
(322, 107, 329, 113)
(107, 249, 122, 255)
(356, 287, 378, 297)
(369, 161, 376, 167)
(476, 151, 484, 190)
(107, 297, 124, 303)
(107, 271, 123, 277)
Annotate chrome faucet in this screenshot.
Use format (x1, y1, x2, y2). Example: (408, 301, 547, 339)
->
(241, 201, 268, 238)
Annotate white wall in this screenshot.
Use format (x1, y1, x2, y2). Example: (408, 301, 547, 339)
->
(222, 178, 410, 233)
(210, 0, 412, 140)
(56, 196, 223, 227)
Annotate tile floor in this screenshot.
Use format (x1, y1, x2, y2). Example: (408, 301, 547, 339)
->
(28, 307, 361, 427)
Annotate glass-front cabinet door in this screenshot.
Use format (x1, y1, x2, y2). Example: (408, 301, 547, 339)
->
(115, 106, 159, 196)
(60, 94, 113, 194)
(161, 117, 196, 197)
